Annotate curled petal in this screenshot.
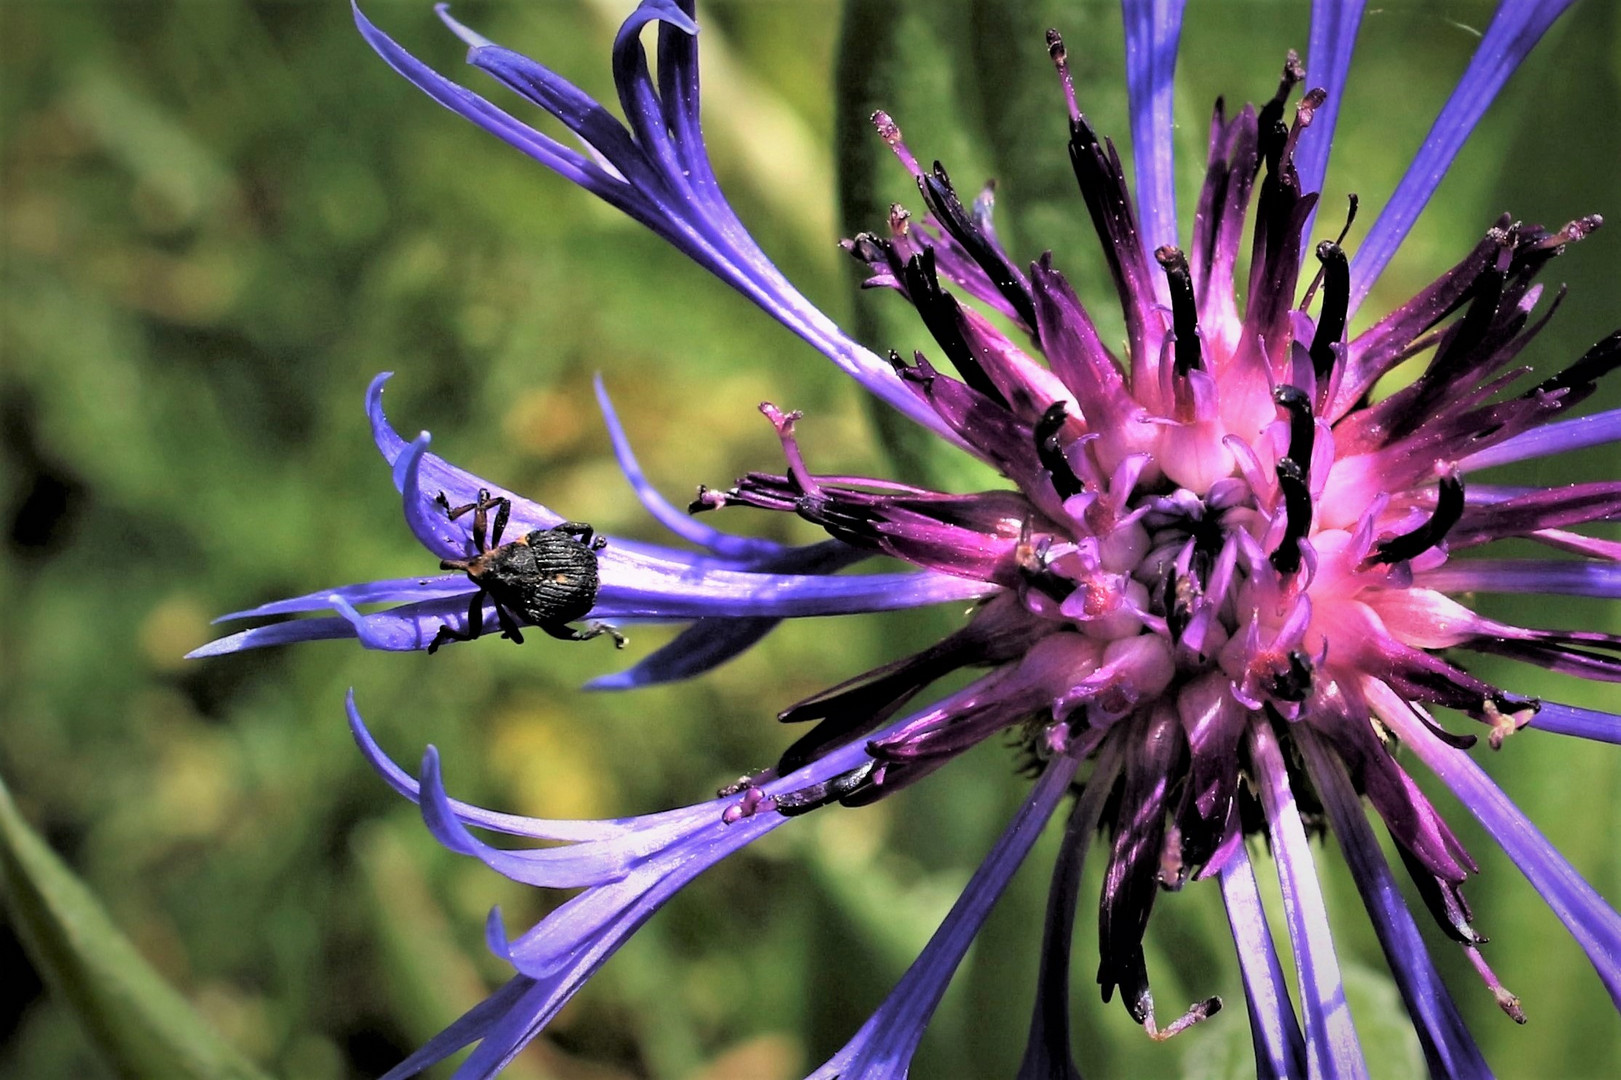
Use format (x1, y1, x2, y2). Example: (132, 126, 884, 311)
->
(398, 432, 469, 560)
(368, 374, 564, 539)
(348, 690, 696, 840)
(187, 614, 368, 657)
(594, 374, 783, 561)
(196, 593, 489, 656)
(415, 746, 712, 888)
(370, 682, 945, 1077)
(357, 5, 962, 441)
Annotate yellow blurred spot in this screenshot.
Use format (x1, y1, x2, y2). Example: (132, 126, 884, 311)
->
(193, 981, 273, 1062)
(682, 954, 745, 1024)
(552, 458, 633, 525)
(486, 703, 612, 822)
(138, 594, 212, 670)
(153, 734, 234, 839)
(504, 387, 588, 456)
(158, 246, 244, 321)
(689, 1033, 802, 1080)
(813, 799, 889, 866)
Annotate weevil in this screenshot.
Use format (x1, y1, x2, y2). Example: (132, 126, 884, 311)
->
(428, 489, 626, 653)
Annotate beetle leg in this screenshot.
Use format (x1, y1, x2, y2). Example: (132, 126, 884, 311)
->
(539, 619, 627, 649)
(469, 489, 494, 552)
(439, 492, 479, 520)
(492, 600, 525, 645)
(428, 588, 488, 653)
(488, 496, 511, 548)
(551, 521, 597, 547)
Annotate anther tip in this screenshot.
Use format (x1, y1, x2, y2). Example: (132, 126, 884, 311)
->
(1153, 245, 1187, 270)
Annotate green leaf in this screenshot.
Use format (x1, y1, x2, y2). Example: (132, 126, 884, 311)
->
(0, 773, 273, 1080)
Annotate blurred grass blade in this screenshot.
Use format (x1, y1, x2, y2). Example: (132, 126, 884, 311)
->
(0, 773, 272, 1080)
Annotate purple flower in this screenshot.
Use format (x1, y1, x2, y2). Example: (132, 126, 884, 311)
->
(200, 0, 1621, 1076)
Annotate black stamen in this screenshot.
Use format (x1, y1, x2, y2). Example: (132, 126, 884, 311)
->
(1371, 474, 1466, 564)
(1531, 328, 1621, 399)
(1034, 402, 1084, 499)
(1269, 458, 1312, 576)
(1155, 246, 1202, 376)
(1256, 51, 1304, 176)
(843, 231, 901, 280)
(1066, 114, 1147, 332)
(918, 162, 1038, 331)
(1298, 194, 1359, 313)
(1334, 195, 1359, 246)
(1439, 259, 1509, 370)
(900, 249, 1007, 405)
(1392, 840, 1486, 945)
(1272, 385, 1315, 473)
(1308, 241, 1349, 381)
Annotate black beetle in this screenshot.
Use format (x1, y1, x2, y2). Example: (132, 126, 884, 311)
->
(428, 489, 625, 653)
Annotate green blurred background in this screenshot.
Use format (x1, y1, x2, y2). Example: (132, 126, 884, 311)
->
(2, 1, 1618, 1077)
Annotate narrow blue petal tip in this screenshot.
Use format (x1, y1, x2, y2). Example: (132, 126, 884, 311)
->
(484, 907, 514, 963)
(582, 671, 638, 692)
(393, 430, 431, 495)
(345, 688, 372, 749)
(435, 3, 493, 51)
